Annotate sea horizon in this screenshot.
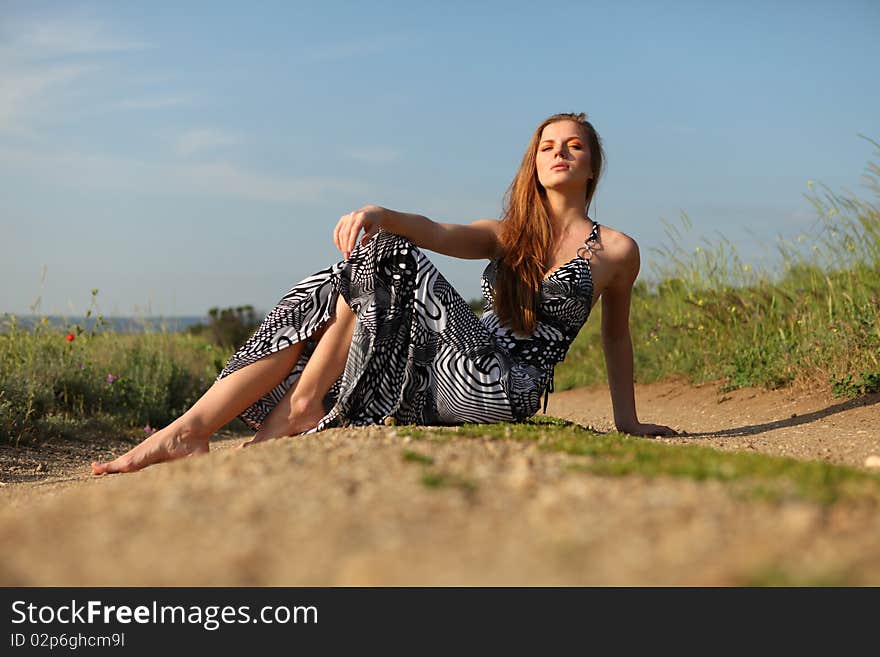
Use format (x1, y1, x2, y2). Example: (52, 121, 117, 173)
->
(1, 313, 210, 334)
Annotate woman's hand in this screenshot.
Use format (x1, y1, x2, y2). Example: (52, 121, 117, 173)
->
(334, 205, 388, 259)
(616, 422, 679, 437)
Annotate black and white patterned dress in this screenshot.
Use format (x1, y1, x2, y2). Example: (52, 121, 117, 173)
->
(216, 221, 600, 433)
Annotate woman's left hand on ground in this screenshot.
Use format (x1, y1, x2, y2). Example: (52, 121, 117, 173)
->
(618, 422, 679, 437)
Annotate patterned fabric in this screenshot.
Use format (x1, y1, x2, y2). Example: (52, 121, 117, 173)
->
(216, 221, 599, 433)
(480, 218, 600, 413)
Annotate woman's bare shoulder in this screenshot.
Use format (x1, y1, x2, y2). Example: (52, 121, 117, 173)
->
(596, 223, 640, 285)
(598, 223, 639, 259)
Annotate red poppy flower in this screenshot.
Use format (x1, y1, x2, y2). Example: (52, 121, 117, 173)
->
(65, 333, 75, 342)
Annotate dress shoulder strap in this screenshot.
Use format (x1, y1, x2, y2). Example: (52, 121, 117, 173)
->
(576, 220, 600, 262)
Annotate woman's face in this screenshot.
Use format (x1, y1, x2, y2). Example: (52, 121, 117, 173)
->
(535, 120, 592, 195)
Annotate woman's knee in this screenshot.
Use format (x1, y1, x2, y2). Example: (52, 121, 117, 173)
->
(311, 300, 354, 343)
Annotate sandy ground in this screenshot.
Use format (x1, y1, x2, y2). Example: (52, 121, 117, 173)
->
(1, 381, 879, 586)
(548, 379, 880, 468)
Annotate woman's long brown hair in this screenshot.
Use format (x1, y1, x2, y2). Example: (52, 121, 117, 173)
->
(494, 112, 605, 334)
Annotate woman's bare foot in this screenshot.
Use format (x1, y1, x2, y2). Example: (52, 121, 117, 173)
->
(235, 402, 327, 449)
(91, 424, 209, 475)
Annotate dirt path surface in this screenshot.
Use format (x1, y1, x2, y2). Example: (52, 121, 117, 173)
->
(2, 382, 879, 586)
(547, 380, 880, 468)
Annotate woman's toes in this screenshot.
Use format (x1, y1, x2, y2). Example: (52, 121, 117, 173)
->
(90, 458, 129, 475)
(91, 456, 130, 475)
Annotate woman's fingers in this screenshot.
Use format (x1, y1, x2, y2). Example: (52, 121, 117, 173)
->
(338, 218, 348, 257)
(335, 207, 381, 258)
(335, 213, 355, 258)
(333, 214, 347, 253)
(342, 213, 357, 257)
(347, 216, 363, 255)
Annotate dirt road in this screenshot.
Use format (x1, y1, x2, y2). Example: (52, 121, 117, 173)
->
(549, 379, 880, 468)
(1, 381, 879, 585)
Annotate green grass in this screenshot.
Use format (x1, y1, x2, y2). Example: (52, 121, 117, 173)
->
(401, 448, 435, 465)
(419, 470, 478, 494)
(398, 416, 880, 507)
(401, 447, 477, 493)
(0, 305, 238, 446)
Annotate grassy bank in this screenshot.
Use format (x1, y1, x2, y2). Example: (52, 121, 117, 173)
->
(0, 308, 234, 445)
(557, 144, 880, 395)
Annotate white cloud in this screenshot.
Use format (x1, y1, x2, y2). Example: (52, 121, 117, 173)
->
(0, 146, 370, 203)
(345, 147, 402, 164)
(0, 14, 381, 205)
(108, 95, 193, 111)
(0, 64, 94, 135)
(0, 13, 159, 135)
(175, 161, 369, 202)
(174, 129, 245, 157)
(0, 16, 150, 61)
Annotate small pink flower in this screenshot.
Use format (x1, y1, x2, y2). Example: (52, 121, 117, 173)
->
(144, 425, 155, 435)
(107, 373, 117, 384)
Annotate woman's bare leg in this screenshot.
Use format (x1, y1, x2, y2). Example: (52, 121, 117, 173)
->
(238, 293, 357, 447)
(90, 340, 308, 475)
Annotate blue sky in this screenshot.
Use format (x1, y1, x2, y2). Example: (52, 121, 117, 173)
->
(2, 0, 878, 317)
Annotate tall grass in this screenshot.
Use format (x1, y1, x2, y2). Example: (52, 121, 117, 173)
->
(0, 297, 234, 445)
(556, 139, 880, 395)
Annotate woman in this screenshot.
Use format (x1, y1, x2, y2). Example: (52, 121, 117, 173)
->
(91, 112, 676, 475)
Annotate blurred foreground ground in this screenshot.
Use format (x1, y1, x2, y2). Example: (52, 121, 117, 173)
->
(1, 381, 878, 585)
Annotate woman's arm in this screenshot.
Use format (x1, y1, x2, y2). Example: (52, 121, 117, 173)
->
(601, 237, 678, 437)
(334, 205, 502, 260)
